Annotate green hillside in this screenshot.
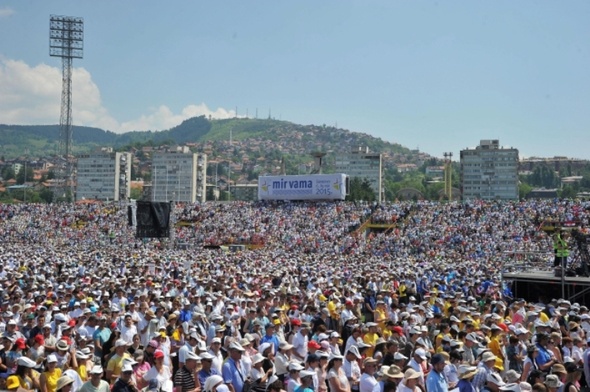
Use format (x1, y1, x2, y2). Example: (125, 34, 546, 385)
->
(0, 117, 417, 159)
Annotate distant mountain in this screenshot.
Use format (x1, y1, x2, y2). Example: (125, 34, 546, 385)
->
(0, 117, 429, 166)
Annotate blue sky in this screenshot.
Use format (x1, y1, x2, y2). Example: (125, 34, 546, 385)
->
(1, 1, 589, 159)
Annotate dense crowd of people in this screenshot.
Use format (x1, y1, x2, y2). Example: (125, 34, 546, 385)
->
(0, 199, 589, 392)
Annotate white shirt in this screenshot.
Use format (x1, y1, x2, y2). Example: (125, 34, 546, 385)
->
(293, 331, 308, 360)
(359, 373, 378, 392)
(275, 351, 291, 376)
(343, 358, 361, 382)
(120, 324, 138, 344)
(209, 349, 224, 373)
(143, 365, 173, 392)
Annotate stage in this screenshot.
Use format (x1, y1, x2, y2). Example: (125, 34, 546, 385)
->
(502, 270, 590, 303)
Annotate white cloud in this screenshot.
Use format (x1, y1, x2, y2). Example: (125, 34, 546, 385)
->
(0, 7, 15, 18)
(119, 103, 236, 132)
(0, 58, 237, 133)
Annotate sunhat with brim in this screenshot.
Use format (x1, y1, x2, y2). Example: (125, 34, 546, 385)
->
(482, 352, 497, 363)
(544, 375, 563, 389)
(252, 353, 265, 365)
(239, 338, 251, 347)
(550, 363, 566, 375)
(504, 370, 521, 384)
(404, 368, 421, 380)
(385, 365, 404, 379)
(487, 373, 505, 386)
(203, 375, 224, 392)
(56, 340, 69, 351)
(56, 376, 74, 391)
(458, 365, 478, 380)
(499, 383, 522, 392)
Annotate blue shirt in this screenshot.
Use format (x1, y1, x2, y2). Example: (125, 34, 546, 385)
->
(536, 344, 552, 366)
(93, 327, 112, 356)
(458, 379, 476, 392)
(222, 357, 245, 392)
(198, 368, 221, 388)
(179, 309, 192, 323)
(260, 333, 280, 354)
(426, 370, 448, 392)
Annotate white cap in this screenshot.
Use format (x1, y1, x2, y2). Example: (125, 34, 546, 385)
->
(199, 352, 215, 360)
(289, 362, 304, 371)
(89, 365, 103, 375)
(115, 339, 127, 348)
(121, 363, 133, 373)
(414, 348, 427, 359)
(394, 352, 408, 360)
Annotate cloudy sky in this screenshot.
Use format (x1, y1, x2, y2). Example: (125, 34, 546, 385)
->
(1, 1, 590, 159)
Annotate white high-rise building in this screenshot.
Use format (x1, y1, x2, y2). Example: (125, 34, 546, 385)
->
(460, 139, 519, 200)
(152, 147, 207, 203)
(76, 149, 132, 201)
(334, 146, 383, 203)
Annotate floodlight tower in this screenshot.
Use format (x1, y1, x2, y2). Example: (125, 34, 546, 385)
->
(443, 152, 453, 201)
(49, 15, 84, 201)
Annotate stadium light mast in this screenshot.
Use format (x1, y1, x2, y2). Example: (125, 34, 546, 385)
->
(50, 15, 84, 201)
(443, 152, 453, 201)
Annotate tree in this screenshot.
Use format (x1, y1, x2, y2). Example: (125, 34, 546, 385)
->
(39, 188, 54, 203)
(519, 183, 533, 199)
(16, 166, 34, 184)
(130, 187, 143, 200)
(559, 185, 578, 199)
(529, 165, 559, 188)
(1, 166, 15, 180)
(346, 177, 377, 202)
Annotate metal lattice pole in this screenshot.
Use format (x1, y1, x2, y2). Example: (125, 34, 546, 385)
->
(50, 15, 83, 201)
(61, 56, 73, 199)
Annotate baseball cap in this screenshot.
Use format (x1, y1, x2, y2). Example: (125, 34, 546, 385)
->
(414, 348, 427, 360)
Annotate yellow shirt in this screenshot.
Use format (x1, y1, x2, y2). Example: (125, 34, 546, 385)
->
(398, 284, 407, 298)
(43, 368, 62, 392)
(363, 332, 380, 358)
(327, 301, 338, 318)
(471, 318, 481, 330)
(488, 336, 503, 359)
(107, 353, 131, 377)
(374, 308, 387, 331)
(78, 362, 88, 381)
(382, 329, 392, 341)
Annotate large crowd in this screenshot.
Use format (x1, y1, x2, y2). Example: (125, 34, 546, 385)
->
(0, 199, 590, 392)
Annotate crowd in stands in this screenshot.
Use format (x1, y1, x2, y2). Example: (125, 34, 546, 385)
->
(0, 199, 588, 392)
